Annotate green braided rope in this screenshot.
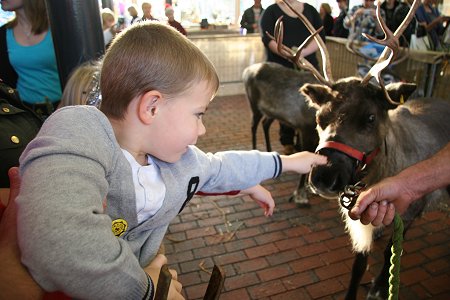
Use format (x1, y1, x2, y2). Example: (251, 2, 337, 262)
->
(388, 213, 404, 300)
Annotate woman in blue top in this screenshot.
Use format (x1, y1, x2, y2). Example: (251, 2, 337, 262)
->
(415, 0, 449, 50)
(0, 0, 61, 118)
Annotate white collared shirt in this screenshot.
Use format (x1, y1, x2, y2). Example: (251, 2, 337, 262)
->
(121, 149, 166, 224)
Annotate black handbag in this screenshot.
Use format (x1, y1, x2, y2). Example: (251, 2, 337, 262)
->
(0, 81, 42, 188)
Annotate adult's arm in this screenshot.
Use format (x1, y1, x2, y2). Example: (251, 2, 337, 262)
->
(0, 167, 44, 299)
(349, 142, 450, 225)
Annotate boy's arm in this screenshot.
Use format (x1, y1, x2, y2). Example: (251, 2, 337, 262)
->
(280, 151, 328, 174)
(197, 149, 283, 194)
(195, 148, 325, 197)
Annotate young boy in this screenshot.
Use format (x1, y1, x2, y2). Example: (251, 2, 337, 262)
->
(16, 23, 326, 299)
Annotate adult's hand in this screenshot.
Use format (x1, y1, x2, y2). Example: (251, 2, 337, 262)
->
(0, 167, 44, 300)
(349, 176, 414, 226)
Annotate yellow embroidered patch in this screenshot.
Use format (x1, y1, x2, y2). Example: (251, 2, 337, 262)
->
(111, 219, 128, 237)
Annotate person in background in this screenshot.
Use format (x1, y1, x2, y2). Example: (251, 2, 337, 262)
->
(0, 0, 62, 118)
(333, 0, 349, 38)
(415, 0, 449, 51)
(0, 79, 42, 197)
(128, 4, 140, 25)
(58, 61, 102, 108)
(102, 8, 123, 49)
(393, 0, 415, 46)
(240, 0, 264, 34)
(349, 142, 450, 226)
(344, 0, 386, 41)
(140, 1, 158, 22)
(165, 6, 186, 36)
(320, 3, 334, 36)
(260, 0, 324, 155)
(381, 0, 400, 32)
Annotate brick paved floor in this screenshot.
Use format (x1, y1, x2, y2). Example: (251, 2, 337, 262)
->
(165, 94, 450, 300)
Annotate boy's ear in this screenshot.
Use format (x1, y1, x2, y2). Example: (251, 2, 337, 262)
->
(138, 91, 162, 125)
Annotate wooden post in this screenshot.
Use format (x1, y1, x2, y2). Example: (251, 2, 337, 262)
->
(154, 264, 225, 300)
(203, 265, 225, 300)
(154, 264, 172, 300)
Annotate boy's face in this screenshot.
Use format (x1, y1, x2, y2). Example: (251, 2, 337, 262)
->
(148, 80, 213, 163)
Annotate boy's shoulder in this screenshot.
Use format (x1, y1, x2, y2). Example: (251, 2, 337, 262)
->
(49, 106, 109, 127)
(54, 105, 103, 117)
(42, 106, 114, 141)
(21, 106, 120, 166)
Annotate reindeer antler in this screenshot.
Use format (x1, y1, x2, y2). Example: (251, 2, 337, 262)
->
(346, 27, 409, 66)
(361, 0, 421, 105)
(266, 0, 334, 87)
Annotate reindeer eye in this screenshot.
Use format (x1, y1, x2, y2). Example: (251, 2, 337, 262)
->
(368, 114, 376, 123)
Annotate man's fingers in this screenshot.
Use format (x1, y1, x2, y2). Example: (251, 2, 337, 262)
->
(382, 203, 396, 226)
(371, 201, 387, 227)
(359, 202, 378, 225)
(349, 188, 378, 219)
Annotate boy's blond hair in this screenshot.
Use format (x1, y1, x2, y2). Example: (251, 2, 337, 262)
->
(60, 61, 101, 107)
(100, 22, 219, 119)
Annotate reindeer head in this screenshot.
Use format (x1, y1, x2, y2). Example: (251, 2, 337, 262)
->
(270, 0, 420, 197)
(303, 79, 416, 197)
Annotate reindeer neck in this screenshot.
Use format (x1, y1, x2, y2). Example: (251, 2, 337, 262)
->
(363, 120, 407, 186)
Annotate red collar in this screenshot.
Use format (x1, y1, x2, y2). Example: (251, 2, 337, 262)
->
(316, 141, 380, 165)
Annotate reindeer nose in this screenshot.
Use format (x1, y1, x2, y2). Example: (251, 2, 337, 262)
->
(327, 172, 345, 192)
(309, 163, 350, 195)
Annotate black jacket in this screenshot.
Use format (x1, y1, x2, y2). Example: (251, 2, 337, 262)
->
(333, 9, 349, 38)
(0, 81, 42, 187)
(0, 24, 18, 88)
(240, 6, 264, 33)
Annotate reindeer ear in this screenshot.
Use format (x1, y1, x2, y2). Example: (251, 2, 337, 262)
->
(385, 82, 416, 104)
(300, 83, 332, 107)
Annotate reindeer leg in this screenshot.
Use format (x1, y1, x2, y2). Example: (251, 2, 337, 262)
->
(288, 174, 311, 207)
(345, 252, 368, 300)
(367, 240, 392, 300)
(289, 124, 318, 206)
(251, 111, 263, 150)
(262, 117, 274, 152)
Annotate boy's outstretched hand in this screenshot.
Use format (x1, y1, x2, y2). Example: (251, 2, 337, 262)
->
(240, 185, 275, 217)
(281, 151, 328, 174)
(144, 254, 184, 300)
